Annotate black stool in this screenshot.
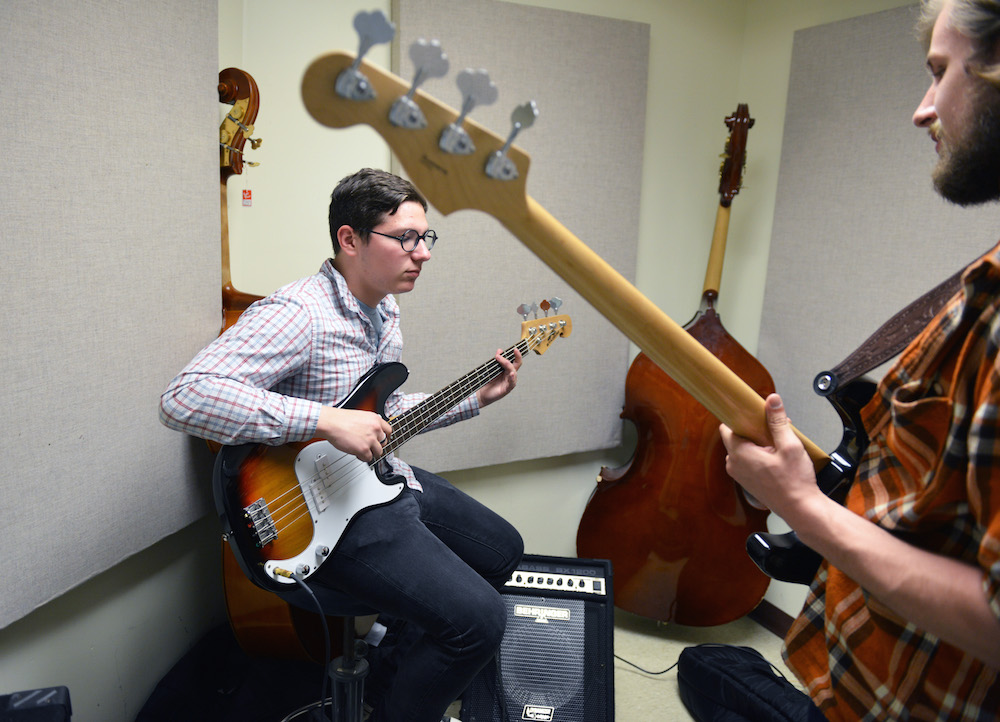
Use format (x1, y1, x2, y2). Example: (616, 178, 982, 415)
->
(278, 590, 379, 722)
(327, 597, 378, 722)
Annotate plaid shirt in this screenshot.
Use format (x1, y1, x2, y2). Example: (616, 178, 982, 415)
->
(159, 259, 479, 490)
(784, 243, 1000, 720)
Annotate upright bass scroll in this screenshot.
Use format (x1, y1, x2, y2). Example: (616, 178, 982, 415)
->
(218, 67, 264, 329)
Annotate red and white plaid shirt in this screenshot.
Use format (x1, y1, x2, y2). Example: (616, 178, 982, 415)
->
(159, 259, 478, 490)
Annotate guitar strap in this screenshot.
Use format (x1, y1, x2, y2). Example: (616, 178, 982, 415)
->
(813, 264, 966, 397)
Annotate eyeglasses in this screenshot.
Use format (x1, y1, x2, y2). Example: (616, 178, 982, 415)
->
(367, 228, 438, 252)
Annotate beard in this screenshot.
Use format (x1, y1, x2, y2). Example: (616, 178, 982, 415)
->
(932, 86, 1000, 206)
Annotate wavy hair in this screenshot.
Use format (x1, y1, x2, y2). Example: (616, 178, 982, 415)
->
(918, 0, 1000, 87)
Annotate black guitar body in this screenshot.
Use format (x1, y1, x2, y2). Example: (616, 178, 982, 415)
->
(745, 378, 876, 585)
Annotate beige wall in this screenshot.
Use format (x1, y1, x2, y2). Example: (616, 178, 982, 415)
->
(0, 2, 919, 719)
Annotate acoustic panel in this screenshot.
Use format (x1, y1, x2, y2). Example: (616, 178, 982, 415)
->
(392, 0, 649, 472)
(0, 0, 219, 628)
(759, 5, 994, 454)
(461, 555, 614, 722)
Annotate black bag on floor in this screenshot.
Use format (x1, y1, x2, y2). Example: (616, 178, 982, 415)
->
(677, 644, 825, 721)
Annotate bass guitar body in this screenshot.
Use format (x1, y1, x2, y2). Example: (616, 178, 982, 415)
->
(577, 302, 773, 625)
(216, 363, 407, 593)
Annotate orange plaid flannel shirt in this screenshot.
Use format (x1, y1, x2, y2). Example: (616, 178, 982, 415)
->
(784, 243, 1000, 720)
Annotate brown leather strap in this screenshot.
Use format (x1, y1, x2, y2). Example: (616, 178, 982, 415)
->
(813, 266, 965, 396)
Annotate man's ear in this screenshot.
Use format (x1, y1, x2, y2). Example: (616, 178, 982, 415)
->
(337, 225, 362, 256)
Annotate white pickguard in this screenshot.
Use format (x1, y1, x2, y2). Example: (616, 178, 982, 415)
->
(263, 440, 404, 584)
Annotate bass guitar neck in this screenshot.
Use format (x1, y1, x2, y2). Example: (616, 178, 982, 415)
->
(301, 50, 828, 469)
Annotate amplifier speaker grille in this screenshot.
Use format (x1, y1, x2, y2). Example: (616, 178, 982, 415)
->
(460, 555, 614, 722)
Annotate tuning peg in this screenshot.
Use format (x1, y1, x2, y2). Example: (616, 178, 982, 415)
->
(725, 106, 755, 131)
(546, 297, 562, 315)
(336, 10, 396, 101)
(516, 302, 541, 320)
(390, 39, 449, 129)
(439, 69, 498, 155)
(486, 100, 538, 181)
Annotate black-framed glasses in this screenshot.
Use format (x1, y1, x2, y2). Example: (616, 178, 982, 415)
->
(367, 228, 438, 252)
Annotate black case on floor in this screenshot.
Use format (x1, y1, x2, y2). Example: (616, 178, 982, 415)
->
(0, 687, 72, 721)
(677, 644, 826, 721)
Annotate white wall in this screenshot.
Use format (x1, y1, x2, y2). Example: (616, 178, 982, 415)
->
(0, 1, 920, 719)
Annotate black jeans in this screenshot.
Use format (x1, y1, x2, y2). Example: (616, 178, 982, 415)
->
(281, 466, 523, 722)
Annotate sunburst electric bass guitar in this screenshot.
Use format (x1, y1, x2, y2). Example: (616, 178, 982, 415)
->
(215, 314, 570, 592)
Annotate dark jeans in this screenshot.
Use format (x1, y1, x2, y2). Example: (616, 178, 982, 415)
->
(279, 466, 523, 722)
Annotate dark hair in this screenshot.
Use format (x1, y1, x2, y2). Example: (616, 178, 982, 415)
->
(919, 0, 1000, 87)
(328, 168, 428, 254)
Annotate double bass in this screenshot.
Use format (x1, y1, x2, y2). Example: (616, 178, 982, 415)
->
(576, 106, 774, 626)
(217, 68, 343, 662)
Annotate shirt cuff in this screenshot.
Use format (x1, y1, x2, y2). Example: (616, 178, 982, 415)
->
(288, 396, 324, 442)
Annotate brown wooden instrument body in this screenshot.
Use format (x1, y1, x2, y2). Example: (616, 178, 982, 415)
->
(577, 105, 774, 625)
(576, 299, 773, 625)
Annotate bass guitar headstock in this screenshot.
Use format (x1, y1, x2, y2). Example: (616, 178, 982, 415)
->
(301, 39, 535, 221)
(521, 313, 572, 356)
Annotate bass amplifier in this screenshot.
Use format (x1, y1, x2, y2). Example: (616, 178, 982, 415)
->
(460, 555, 614, 722)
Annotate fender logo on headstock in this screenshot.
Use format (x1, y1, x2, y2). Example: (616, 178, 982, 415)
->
(419, 155, 448, 176)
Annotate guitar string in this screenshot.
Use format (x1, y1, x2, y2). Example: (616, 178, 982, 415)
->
(263, 336, 538, 534)
(260, 340, 535, 541)
(256, 325, 561, 546)
(259, 323, 564, 545)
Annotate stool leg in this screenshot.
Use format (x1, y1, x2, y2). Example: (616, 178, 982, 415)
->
(328, 616, 369, 722)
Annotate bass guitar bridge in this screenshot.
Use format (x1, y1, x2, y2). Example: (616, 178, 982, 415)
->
(243, 498, 277, 548)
